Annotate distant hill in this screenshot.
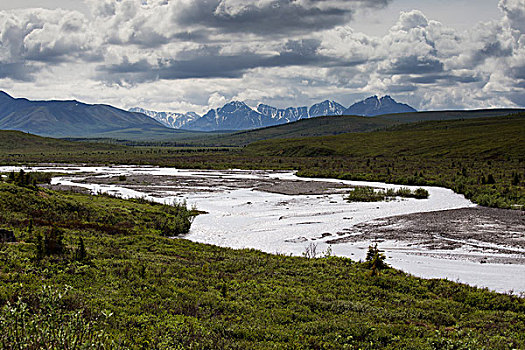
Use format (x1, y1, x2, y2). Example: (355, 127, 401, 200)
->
(186, 115, 396, 146)
(181, 108, 524, 146)
(0, 130, 120, 154)
(343, 95, 416, 116)
(246, 114, 525, 159)
(0, 91, 182, 138)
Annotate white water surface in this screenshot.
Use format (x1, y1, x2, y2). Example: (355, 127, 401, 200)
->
(2, 165, 523, 294)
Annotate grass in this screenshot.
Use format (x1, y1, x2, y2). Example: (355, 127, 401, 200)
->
(0, 114, 523, 209)
(0, 179, 524, 349)
(111, 108, 523, 147)
(246, 115, 525, 209)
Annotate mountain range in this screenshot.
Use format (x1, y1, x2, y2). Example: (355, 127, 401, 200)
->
(131, 96, 415, 131)
(0, 91, 171, 137)
(344, 95, 416, 116)
(0, 90, 523, 141)
(129, 107, 200, 129)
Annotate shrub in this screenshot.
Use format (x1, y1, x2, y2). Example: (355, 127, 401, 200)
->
(346, 187, 386, 202)
(0, 286, 113, 349)
(413, 188, 430, 199)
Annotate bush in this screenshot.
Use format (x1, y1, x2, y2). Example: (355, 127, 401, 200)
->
(346, 187, 386, 202)
(413, 188, 430, 199)
(0, 286, 113, 349)
(346, 186, 429, 202)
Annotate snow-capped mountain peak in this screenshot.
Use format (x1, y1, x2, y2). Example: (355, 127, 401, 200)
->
(129, 107, 200, 129)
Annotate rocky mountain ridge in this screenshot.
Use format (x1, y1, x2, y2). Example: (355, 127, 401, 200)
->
(131, 96, 415, 131)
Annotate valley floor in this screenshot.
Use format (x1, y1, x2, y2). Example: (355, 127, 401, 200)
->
(30, 166, 525, 293)
(1, 169, 524, 349)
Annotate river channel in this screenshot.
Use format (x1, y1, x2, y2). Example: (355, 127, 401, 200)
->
(3, 165, 524, 294)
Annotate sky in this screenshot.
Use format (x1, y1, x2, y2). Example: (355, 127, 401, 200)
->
(0, 0, 524, 114)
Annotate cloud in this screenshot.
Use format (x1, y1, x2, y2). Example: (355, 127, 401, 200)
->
(499, 0, 525, 33)
(174, 0, 392, 35)
(381, 56, 444, 75)
(207, 92, 227, 109)
(0, 62, 38, 81)
(1, 0, 524, 111)
(97, 38, 345, 84)
(79, 0, 394, 50)
(0, 8, 98, 80)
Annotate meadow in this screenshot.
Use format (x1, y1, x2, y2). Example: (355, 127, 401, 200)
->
(1, 114, 523, 209)
(0, 176, 524, 349)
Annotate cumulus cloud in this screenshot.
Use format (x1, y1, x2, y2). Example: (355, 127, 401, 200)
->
(0, 8, 98, 80)
(499, 0, 525, 33)
(0, 0, 524, 111)
(174, 0, 392, 35)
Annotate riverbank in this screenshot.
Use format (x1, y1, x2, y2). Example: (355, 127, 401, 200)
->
(0, 178, 524, 349)
(19, 166, 519, 293)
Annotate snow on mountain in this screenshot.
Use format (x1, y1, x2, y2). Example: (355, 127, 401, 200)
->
(308, 100, 346, 118)
(129, 107, 200, 129)
(257, 104, 309, 123)
(131, 95, 417, 132)
(185, 101, 274, 131)
(343, 96, 417, 116)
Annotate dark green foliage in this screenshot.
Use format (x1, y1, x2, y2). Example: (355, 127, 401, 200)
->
(3, 169, 53, 187)
(0, 185, 524, 348)
(0, 229, 15, 243)
(0, 286, 113, 349)
(0, 182, 194, 238)
(75, 237, 87, 261)
(36, 232, 44, 261)
(413, 188, 430, 199)
(43, 226, 65, 256)
(512, 172, 520, 186)
(346, 186, 387, 202)
(346, 186, 429, 202)
(365, 244, 389, 276)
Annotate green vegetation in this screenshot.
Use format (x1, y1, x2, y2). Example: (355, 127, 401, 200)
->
(365, 244, 389, 276)
(0, 130, 122, 155)
(0, 178, 524, 348)
(1, 286, 113, 349)
(247, 115, 525, 209)
(185, 108, 523, 147)
(0, 114, 523, 209)
(345, 187, 429, 202)
(0, 179, 195, 239)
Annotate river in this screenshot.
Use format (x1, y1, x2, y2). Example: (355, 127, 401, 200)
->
(2, 165, 524, 294)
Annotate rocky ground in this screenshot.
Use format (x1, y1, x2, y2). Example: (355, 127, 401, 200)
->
(328, 207, 525, 264)
(73, 173, 354, 196)
(48, 171, 525, 265)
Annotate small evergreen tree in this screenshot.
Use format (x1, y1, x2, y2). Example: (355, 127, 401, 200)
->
(44, 226, 65, 256)
(512, 173, 520, 186)
(36, 232, 44, 261)
(365, 244, 388, 276)
(27, 219, 33, 235)
(75, 237, 87, 261)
